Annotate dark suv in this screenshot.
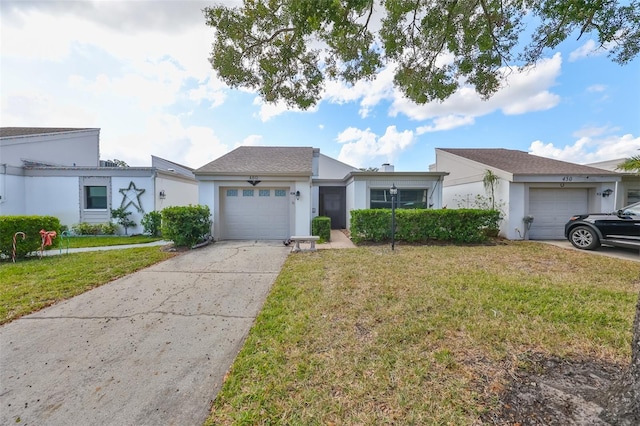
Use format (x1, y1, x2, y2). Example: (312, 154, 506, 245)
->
(565, 201, 640, 250)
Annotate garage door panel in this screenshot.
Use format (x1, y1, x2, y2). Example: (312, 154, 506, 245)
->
(528, 188, 588, 240)
(221, 187, 289, 240)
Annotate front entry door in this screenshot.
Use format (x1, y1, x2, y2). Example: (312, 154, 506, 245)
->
(319, 187, 346, 229)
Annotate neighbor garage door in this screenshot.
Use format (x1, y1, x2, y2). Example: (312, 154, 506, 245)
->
(221, 188, 290, 239)
(528, 188, 588, 239)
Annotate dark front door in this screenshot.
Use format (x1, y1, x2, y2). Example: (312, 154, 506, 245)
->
(319, 186, 346, 229)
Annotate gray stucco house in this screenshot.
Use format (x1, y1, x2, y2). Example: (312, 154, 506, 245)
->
(194, 146, 448, 240)
(431, 148, 622, 240)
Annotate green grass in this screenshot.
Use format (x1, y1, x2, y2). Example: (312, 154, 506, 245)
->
(206, 242, 639, 425)
(0, 247, 174, 324)
(59, 235, 163, 249)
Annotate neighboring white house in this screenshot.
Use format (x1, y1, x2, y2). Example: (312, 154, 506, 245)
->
(431, 148, 622, 240)
(0, 127, 198, 234)
(587, 158, 640, 208)
(194, 146, 448, 240)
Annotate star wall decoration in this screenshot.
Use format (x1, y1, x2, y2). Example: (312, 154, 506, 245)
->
(119, 181, 145, 212)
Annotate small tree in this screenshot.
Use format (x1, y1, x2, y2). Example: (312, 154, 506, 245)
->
(111, 207, 136, 235)
(482, 169, 500, 210)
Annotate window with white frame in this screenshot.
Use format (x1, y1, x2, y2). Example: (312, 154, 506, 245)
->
(85, 186, 107, 209)
(370, 188, 428, 209)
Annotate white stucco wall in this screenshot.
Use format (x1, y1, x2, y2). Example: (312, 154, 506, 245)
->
(155, 174, 198, 211)
(197, 181, 216, 236)
(111, 176, 155, 235)
(318, 154, 357, 180)
(24, 176, 80, 227)
(0, 173, 26, 215)
(0, 129, 100, 167)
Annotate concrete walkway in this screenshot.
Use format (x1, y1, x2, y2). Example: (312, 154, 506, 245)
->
(0, 240, 290, 426)
(317, 229, 356, 249)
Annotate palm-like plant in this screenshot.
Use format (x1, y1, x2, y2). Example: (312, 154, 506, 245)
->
(482, 170, 499, 210)
(616, 155, 640, 174)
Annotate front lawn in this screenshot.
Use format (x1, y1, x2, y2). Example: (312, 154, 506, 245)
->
(0, 247, 175, 324)
(206, 242, 639, 425)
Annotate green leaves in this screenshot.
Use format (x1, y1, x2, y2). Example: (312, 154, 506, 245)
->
(204, 0, 639, 107)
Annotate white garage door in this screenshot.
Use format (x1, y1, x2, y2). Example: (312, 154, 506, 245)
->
(221, 188, 290, 240)
(528, 188, 588, 239)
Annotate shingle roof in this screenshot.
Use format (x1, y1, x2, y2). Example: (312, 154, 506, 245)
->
(0, 127, 97, 138)
(195, 146, 314, 175)
(438, 148, 620, 175)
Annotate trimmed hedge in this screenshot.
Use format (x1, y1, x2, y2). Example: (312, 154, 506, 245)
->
(350, 209, 501, 244)
(0, 215, 61, 260)
(312, 216, 331, 242)
(161, 205, 212, 248)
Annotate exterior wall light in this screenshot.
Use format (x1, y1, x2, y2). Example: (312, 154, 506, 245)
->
(159, 190, 166, 199)
(295, 190, 301, 200)
(602, 189, 613, 198)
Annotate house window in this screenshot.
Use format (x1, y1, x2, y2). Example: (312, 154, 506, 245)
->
(243, 189, 254, 197)
(259, 189, 270, 197)
(226, 189, 238, 196)
(85, 186, 107, 209)
(275, 189, 286, 197)
(628, 189, 640, 204)
(370, 188, 428, 209)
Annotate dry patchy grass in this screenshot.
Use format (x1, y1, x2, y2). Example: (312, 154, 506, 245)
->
(206, 242, 639, 425)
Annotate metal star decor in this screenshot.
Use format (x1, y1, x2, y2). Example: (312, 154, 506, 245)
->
(119, 181, 145, 212)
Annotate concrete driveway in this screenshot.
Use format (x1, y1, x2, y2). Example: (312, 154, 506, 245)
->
(539, 240, 640, 262)
(0, 240, 290, 426)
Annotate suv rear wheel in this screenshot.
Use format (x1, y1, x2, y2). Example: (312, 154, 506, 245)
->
(569, 226, 600, 250)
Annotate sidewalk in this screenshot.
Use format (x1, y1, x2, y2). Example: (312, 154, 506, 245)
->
(43, 239, 171, 255)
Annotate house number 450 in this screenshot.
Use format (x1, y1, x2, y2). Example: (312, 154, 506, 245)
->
(562, 176, 573, 182)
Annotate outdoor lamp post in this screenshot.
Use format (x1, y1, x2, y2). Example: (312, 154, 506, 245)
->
(390, 183, 397, 250)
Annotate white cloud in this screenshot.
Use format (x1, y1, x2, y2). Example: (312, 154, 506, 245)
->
(100, 114, 228, 168)
(252, 97, 318, 122)
(416, 115, 475, 134)
(587, 84, 607, 93)
(323, 65, 397, 118)
(529, 130, 640, 164)
(336, 126, 415, 168)
(568, 39, 613, 62)
(389, 53, 562, 130)
(236, 135, 264, 147)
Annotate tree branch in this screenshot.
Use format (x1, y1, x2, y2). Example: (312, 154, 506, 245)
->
(247, 27, 297, 51)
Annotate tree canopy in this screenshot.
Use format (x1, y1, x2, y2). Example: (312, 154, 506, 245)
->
(204, 0, 640, 108)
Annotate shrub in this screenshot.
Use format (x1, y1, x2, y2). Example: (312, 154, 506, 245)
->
(0, 215, 61, 260)
(72, 223, 99, 235)
(100, 222, 118, 235)
(71, 222, 117, 235)
(350, 208, 501, 244)
(141, 211, 162, 237)
(311, 216, 331, 242)
(161, 205, 212, 247)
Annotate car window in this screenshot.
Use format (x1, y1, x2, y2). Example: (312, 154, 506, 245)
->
(621, 202, 640, 216)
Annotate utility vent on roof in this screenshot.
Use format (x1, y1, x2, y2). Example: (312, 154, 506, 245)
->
(100, 160, 118, 167)
(381, 163, 395, 172)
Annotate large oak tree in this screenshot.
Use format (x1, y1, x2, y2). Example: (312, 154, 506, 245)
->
(204, 0, 639, 108)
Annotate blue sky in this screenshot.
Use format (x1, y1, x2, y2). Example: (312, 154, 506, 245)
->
(1, 0, 639, 171)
